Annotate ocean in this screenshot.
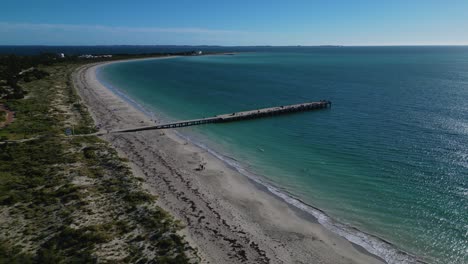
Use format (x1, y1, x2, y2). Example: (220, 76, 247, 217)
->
(97, 46, 468, 264)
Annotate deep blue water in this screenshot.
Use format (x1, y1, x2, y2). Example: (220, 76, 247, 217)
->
(98, 47, 468, 264)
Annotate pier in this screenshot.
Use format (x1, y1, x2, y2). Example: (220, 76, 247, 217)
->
(105, 100, 331, 134)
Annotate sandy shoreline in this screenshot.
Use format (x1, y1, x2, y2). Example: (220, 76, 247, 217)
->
(72, 58, 387, 264)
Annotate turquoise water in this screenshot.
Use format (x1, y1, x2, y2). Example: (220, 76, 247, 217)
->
(98, 47, 468, 264)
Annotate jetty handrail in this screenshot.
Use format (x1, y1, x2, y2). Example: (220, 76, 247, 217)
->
(96, 100, 331, 135)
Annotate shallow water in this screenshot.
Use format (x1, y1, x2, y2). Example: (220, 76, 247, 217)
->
(99, 47, 468, 264)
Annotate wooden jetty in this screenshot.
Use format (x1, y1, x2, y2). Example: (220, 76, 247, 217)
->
(104, 100, 331, 135)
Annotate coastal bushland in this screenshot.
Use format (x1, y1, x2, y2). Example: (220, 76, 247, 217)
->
(0, 55, 195, 263)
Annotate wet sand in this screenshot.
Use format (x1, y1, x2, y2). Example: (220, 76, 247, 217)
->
(72, 59, 386, 264)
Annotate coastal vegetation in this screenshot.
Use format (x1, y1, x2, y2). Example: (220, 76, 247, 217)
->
(0, 51, 205, 100)
(0, 110, 6, 122)
(0, 54, 54, 99)
(0, 55, 196, 263)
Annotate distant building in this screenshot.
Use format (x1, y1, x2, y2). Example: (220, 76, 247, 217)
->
(58, 53, 65, 58)
(78, 54, 113, 59)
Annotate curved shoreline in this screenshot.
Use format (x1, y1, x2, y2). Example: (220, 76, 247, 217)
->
(75, 57, 421, 264)
(171, 130, 424, 264)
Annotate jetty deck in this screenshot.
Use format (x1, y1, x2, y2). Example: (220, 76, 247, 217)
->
(103, 100, 331, 135)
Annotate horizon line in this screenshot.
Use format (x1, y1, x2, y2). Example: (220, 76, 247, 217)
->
(1, 44, 468, 47)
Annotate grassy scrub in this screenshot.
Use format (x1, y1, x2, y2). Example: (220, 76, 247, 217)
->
(0, 62, 195, 263)
(0, 110, 5, 123)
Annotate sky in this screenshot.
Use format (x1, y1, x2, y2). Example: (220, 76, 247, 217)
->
(1, 0, 468, 46)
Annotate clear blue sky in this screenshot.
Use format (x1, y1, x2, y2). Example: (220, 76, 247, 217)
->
(1, 0, 468, 46)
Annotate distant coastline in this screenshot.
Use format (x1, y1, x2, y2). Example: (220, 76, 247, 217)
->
(2, 44, 468, 56)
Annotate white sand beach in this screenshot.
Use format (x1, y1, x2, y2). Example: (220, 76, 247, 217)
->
(72, 59, 386, 264)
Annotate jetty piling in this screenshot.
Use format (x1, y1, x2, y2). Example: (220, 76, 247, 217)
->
(102, 100, 331, 135)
